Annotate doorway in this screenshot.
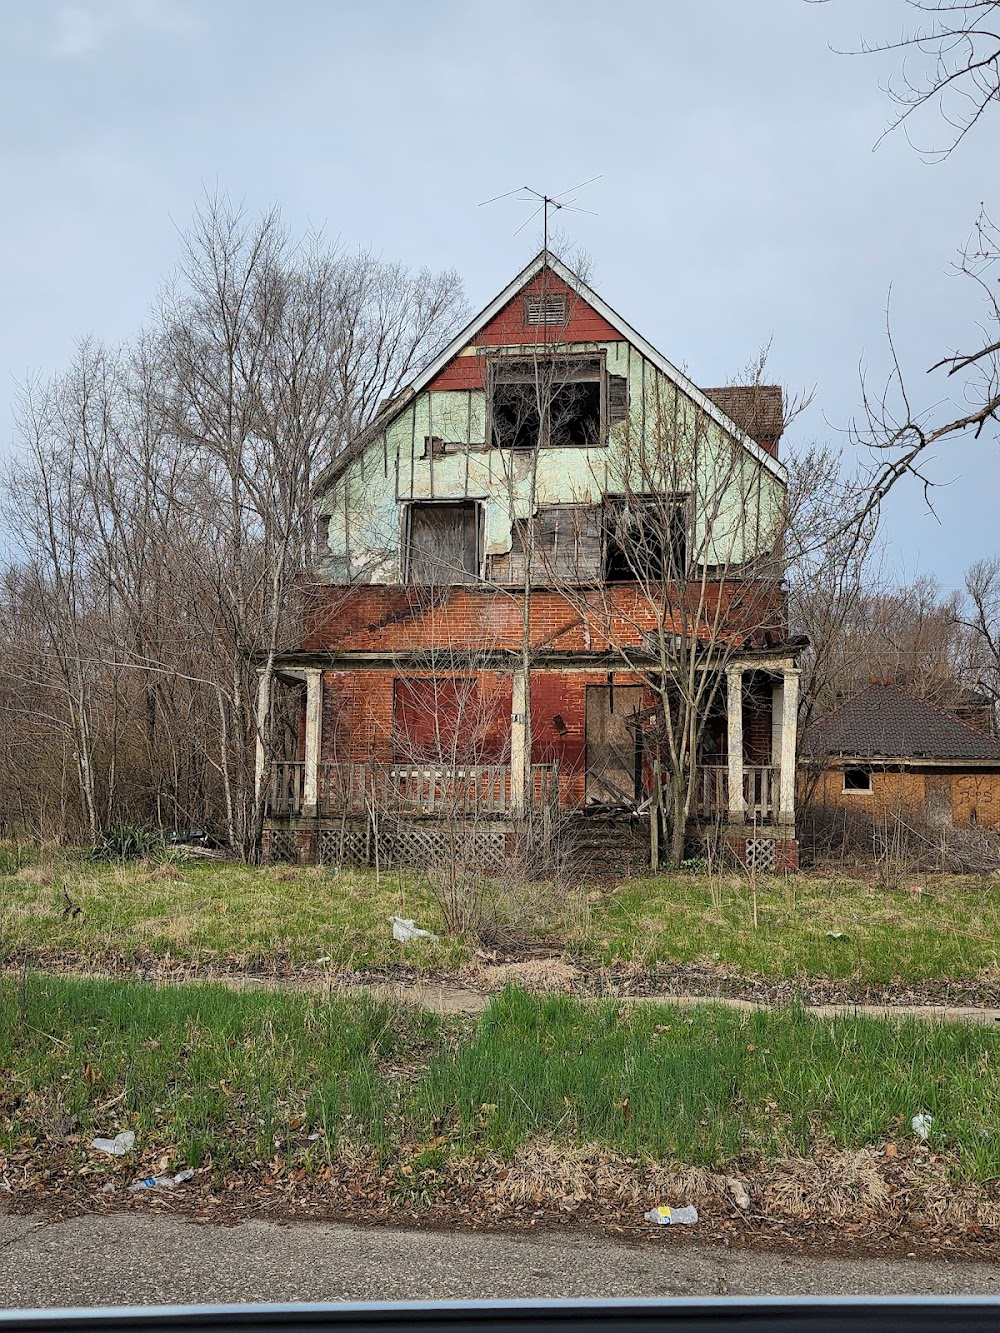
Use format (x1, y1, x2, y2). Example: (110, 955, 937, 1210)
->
(585, 684, 643, 804)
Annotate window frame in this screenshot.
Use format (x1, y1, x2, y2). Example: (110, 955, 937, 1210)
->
(843, 766, 873, 794)
(602, 493, 690, 584)
(486, 352, 608, 451)
(402, 499, 482, 586)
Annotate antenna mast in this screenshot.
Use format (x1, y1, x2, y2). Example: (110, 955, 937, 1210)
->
(478, 178, 602, 258)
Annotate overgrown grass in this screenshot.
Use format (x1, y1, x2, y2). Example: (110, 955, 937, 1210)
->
(421, 989, 1000, 1179)
(3, 847, 999, 985)
(577, 871, 1000, 983)
(0, 973, 438, 1171)
(0, 850, 468, 970)
(3, 976, 999, 1183)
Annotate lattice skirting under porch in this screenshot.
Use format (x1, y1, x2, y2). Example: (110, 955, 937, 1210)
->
(267, 819, 510, 872)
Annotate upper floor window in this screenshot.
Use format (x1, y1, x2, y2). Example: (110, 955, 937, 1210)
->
(404, 501, 480, 585)
(489, 355, 604, 450)
(604, 495, 689, 583)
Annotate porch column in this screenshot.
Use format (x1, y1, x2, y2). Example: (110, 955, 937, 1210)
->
(253, 669, 271, 807)
(726, 665, 745, 822)
(302, 667, 323, 818)
(771, 678, 784, 764)
(510, 667, 528, 818)
(778, 666, 800, 826)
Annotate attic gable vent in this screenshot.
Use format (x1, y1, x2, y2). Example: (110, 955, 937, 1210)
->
(524, 293, 568, 326)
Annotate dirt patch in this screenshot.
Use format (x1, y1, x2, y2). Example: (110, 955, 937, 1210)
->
(466, 958, 582, 993)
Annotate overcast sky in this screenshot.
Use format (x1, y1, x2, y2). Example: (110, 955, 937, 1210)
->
(1, 0, 994, 593)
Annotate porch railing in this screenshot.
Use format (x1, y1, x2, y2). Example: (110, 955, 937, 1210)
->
(692, 764, 780, 822)
(267, 760, 559, 820)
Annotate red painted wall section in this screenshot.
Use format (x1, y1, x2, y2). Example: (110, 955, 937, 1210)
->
(301, 583, 789, 655)
(427, 269, 625, 393)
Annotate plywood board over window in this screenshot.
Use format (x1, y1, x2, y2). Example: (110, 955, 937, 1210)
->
(502, 505, 603, 585)
(405, 502, 480, 585)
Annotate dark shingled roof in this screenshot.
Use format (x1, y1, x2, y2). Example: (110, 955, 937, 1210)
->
(804, 683, 1000, 762)
(702, 385, 784, 449)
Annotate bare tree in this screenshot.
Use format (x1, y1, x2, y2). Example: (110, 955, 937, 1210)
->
(0, 196, 467, 854)
(823, 2, 1000, 504)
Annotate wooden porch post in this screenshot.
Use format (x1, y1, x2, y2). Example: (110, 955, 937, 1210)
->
(302, 668, 323, 818)
(726, 665, 745, 822)
(510, 667, 527, 818)
(778, 666, 800, 826)
(253, 669, 270, 808)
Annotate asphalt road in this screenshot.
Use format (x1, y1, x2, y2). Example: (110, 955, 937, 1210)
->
(2, 1211, 1000, 1307)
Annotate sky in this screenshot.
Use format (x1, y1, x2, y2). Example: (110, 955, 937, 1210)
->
(0, 0, 995, 595)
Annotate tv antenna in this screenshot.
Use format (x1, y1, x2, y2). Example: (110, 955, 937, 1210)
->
(478, 178, 601, 255)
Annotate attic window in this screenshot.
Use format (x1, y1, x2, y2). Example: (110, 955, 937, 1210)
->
(524, 293, 568, 326)
(843, 767, 872, 794)
(489, 356, 604, 449)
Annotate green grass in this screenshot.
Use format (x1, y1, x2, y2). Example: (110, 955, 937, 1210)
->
(422, 989, 1000, 1178)
(3, 847, 1000, 987)
(0, 850, 468, 971)
(3, 975, 999, 1182)
(0, 972, 438, 1171)
(577, 871, 1000, 984)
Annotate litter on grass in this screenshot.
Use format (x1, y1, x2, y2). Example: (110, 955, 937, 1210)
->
(912, 1113, 934, 1140)
(391, 916, 438, 943)
(127, 1169, 194, 1192)
(643, 1204, 698, 1225)
(92, 1131, 135, 1155)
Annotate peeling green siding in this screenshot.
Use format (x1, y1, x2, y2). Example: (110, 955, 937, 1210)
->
(318, 338, 786, 584)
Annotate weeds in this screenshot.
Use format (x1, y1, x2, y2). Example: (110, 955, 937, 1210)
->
(4, 977, 998, 1185)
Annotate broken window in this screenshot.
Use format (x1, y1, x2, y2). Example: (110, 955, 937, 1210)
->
(489, 356, 605, 449)
(843, 767, 872, 793)
(502, 505, 603, 584)
(603, 495, 688, 583)
(404, 501, 480, 585)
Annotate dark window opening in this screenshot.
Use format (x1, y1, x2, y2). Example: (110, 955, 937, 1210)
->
(405, 501, 479, 585)
(489, 357, 603, 450)
(524, 293, 568, 325)
(843, 767, 872, 793)
(603, 495, 688, 583)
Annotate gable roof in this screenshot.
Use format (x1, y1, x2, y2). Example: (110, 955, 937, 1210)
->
(317, 250, 789, 493)
(804, 683, 1000, 763)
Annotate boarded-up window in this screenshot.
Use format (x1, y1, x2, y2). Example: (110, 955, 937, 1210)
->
(393, 677, 509, 764)
(604, 495, 688, 583)
(405, 502, 479, 585)
(490, 357, 604, 449)
(502, 505, 602, 584)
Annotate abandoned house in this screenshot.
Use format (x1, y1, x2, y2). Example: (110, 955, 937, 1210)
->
(258, 251, 805, 871)
(801, 682, 1000, 832)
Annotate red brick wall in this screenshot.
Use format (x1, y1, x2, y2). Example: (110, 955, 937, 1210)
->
(319, 665, 655, 809)
(301, 582, 788, 655)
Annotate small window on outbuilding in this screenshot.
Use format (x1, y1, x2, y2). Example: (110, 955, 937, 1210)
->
(404, 501, 480, 585)
(843, 767, 872, 793)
